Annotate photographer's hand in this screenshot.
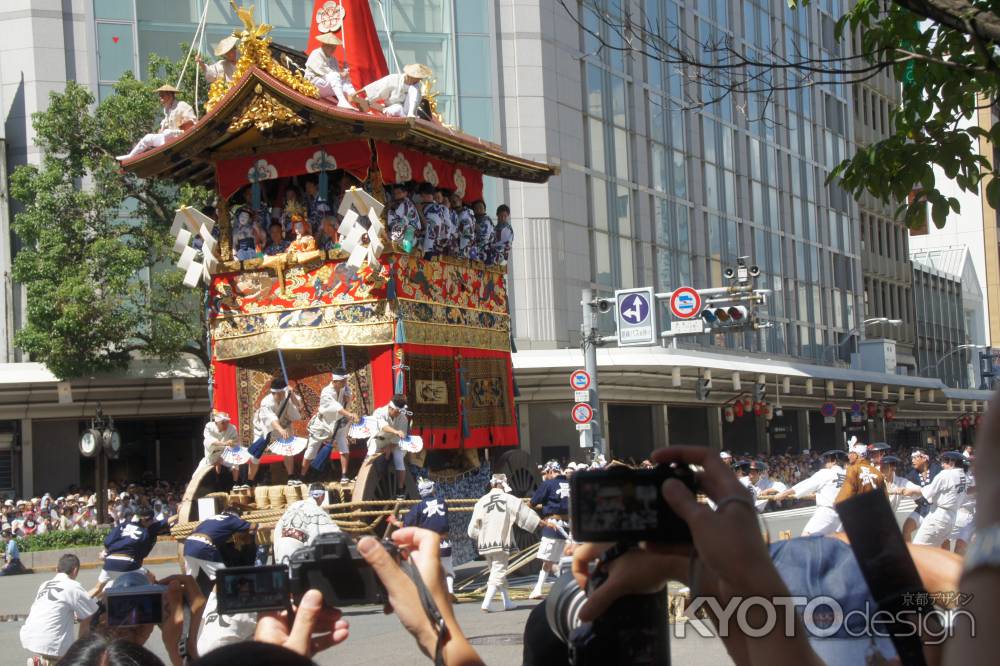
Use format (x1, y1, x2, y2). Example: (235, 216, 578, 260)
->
(256, 589, 350, 657)
(158, 575, 206, 664)
(359, 528, 484, 666)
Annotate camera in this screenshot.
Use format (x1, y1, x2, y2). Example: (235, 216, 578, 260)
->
(106, 584, 166, 626)
(545, 563, 669, 665)
(289, 532, 396, 608)
(216, 565, 291, 615)
(569, 463, 697, 543)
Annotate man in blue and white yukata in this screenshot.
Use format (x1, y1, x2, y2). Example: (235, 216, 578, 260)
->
(529, 461, 570, 599)
(390, 478, 454, 595)
(96, 506, 175, 593)
(183, 507, 256, 591)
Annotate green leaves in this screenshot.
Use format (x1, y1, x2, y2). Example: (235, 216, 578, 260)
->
(829, 3, 1000, 229)
(10, 61, 212, 380)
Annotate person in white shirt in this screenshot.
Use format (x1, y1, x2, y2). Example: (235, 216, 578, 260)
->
(303, 369, 358, 483)
(912, 451, 968, 547)
(362, 63, 432, 118)
(20, 554, 98, 662)
(769, 450, 846, 535)
(197, 410, 239, 482)
(250, 377, 305, 486)
(305, 33, 364, 110)
(197, 35, 239, 85)
(366, 394, 411, 499)
(880, 455, 923, 512)
(116, 85, 196, 161)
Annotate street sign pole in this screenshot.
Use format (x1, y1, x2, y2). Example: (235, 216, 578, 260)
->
(581, 287, 603, 457)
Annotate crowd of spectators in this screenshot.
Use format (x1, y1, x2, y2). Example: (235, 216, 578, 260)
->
(226, 173, 513, 267)
(1, 478, 183, 538)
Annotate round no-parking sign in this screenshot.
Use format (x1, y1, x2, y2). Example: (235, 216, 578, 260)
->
(571, 403, 594, 424)
(670, 286, 702, 319)
(570, 369, 591, 391)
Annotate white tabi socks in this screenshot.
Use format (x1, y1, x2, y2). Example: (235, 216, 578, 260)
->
(481, 585, 497, 611)
(529, 569, 547, 599)
(500, 585, 516, 610)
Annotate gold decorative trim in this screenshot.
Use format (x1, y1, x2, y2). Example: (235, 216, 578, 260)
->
(229, 91, 306, 133)
(214, 321, 396, 360)
(402, 321, 511, 352)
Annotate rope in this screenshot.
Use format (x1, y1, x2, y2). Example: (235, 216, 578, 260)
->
(176, 1, 210, 93)
(375, 0, 402, 74)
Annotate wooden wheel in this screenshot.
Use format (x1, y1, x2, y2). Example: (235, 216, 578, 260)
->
(495, 449, 539, 498)
(178, 464, 224, 524)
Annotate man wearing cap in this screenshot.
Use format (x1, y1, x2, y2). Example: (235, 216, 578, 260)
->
(912, 450, 968, 547)
(198, 410, 240, 483)
(389, 478, 455, 595)
(183, 507, 256, 590)
(529, 461, 570, 599)
(902, 448, 941, 542)
(835, 437, 886, 503)
(769, 450, 847, 535)
(1, 528, 27, 576)
(250, 377, 305, 486)
(367, 394, 411, 499)
(362, 63, 432, 118)
(468, 474, 547, 612)
(20, 554, 98, 663)
(304, 368, 358, 484)
(306, 33, 366, 110)
(97, 506, 176, 593)
(197, 35, 239, 85)
(948, 450, 976, 554)
(116, 84, 196, 161)
(748, 460, 786, 512)
(880, 454, 922, 512)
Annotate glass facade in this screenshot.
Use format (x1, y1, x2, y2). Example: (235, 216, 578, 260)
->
(578, 0, 862, 361)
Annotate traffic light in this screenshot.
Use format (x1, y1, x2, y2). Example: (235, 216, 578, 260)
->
(697, 377, 712, 401)
(701, 305, 750, 327)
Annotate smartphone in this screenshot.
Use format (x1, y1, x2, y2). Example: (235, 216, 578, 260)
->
(836, 490, 934, 666)
(105, 585, 166, 626)
(570, 464, 696, 543)
(216, 565, 291, 615)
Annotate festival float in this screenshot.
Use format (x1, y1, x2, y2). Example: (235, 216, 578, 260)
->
(118, 2, 557, 556)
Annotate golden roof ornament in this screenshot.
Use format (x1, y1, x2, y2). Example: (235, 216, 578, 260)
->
(205, 1, 319, 113)
(420, 78, 456, 131)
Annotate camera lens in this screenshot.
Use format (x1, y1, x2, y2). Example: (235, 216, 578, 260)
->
(544, 572, 589, 643)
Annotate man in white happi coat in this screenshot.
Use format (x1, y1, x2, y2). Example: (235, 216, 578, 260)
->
(366, 394, 411, 499)
(880, 454, 923, 512)
(197, 35, 239, 85)
(913, 450, 968, 547)
(468, 474, 548, 612)
(768, 450, 846, 535)
(250, 377, 305, 486)
(116, 85, 196, 161)
(748, 460, 786, 512)
(197, 410, 240, 484)
(305, 33, 364, 110)
(303, 368, 358, 483)
(362, 63, 432, 118)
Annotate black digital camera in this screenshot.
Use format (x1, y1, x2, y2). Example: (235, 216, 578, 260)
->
(569, 463, 697, 543)
(546, 562, 669, 665)
(105, 584, 166, 626)
(289, 532, 396, 608)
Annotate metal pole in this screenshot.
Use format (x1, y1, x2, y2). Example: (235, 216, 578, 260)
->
(581, 288, 603, 457)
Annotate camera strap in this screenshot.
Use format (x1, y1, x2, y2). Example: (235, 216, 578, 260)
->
(399, 558, 449, 666)
(177, 598, 192, 665)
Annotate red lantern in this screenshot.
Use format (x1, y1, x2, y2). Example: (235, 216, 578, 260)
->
(753, 402, 763, 416)
(962, 417, 970, 429)
(743, 396, 753, 411)
(734, 401, 744, 418)
(866, 402, 877, 418)
(764, 403, 775, 421)
(724, 405, 735, 423)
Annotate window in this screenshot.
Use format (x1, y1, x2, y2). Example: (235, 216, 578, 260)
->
(0, 449, 10, 489)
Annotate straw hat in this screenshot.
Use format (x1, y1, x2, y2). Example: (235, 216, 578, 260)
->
(214, 35, 239, 57)
(316, 33, 342, 46)
(403, 63, 432, 80)
(154, 84, 180, 94)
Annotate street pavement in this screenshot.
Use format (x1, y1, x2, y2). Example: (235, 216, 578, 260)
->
(0, 562, 733, 665)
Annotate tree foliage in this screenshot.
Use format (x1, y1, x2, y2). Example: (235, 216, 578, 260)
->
(10, 53, 212, 379)
(566, 0, 1000, 229)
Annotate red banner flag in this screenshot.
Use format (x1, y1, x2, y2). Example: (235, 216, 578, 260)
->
(306, 0, 390, 90)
